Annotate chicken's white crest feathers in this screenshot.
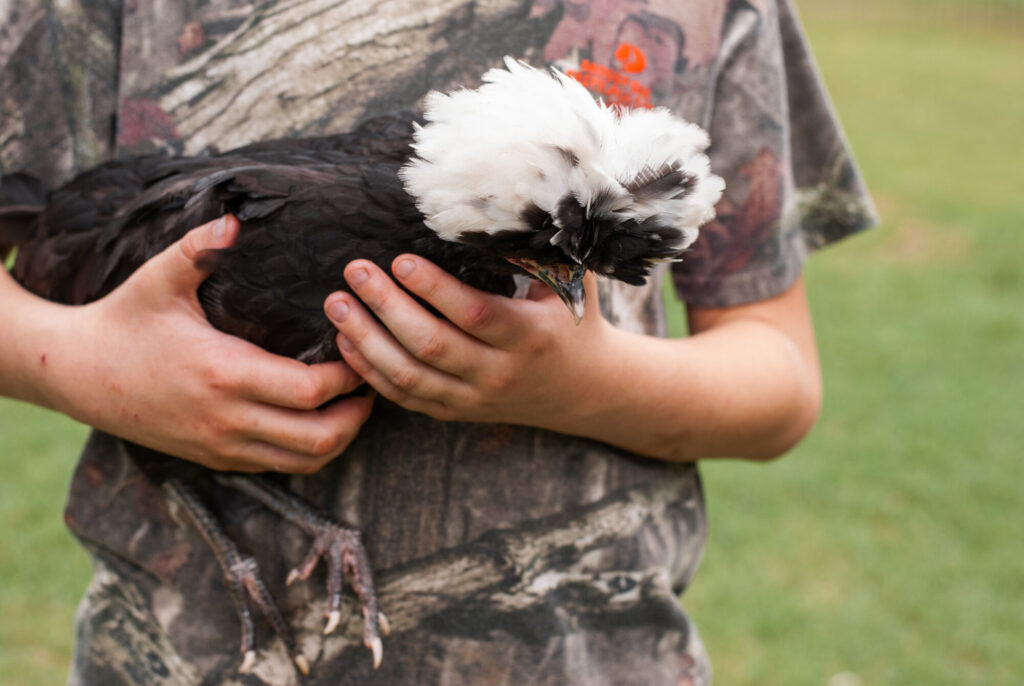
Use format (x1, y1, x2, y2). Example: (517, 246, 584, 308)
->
(400, 58, 724, 259)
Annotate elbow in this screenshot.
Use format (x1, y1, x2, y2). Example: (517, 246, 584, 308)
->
(658, 377, 823, 463)
(747, 370, 823, 462)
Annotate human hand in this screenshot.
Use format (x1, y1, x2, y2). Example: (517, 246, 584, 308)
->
(323, 256, 616, 430)
(38, 215, 374, 473)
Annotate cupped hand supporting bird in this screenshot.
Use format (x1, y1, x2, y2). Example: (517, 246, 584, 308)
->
(324, 255, 616, 430)
(33, 215, 374, 474)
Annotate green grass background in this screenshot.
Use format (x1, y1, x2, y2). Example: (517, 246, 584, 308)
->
(1, 1, 1022, 684)
(679, 2, 1024, 685)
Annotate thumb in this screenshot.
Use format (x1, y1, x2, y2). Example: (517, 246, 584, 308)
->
(150, 214, 240, 294)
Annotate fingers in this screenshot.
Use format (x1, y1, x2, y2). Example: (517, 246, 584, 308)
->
(192, 340, 374, 473)
(384, 257, 526, 347)
(324, 288, 467, 415)
(224, 344, 366, 409)
(222, 394, 376, 474)
(156, 214, 241, 293)
(333, 260, 495, 376)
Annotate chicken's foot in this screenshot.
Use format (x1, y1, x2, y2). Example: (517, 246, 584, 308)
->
(214, 473, 387, 669)
(163, 477, 309, 675)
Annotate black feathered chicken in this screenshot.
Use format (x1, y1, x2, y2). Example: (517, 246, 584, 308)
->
(0, 59, 723, 675)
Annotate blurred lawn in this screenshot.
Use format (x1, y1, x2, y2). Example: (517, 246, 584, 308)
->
(677, 2, 1024, 685)
(0, 404, 89, 684)
(1, 1, 1022, 685)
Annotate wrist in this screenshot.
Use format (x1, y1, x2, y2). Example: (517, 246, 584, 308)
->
(0, 282, 67, 410)
(32, 305, 99, 422)
(537, 322, 694, 461)
(539, 316, 635, 436)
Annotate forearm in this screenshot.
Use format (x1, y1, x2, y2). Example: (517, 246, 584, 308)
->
(551, 316, 822, 462)
(0, 268, 66, 409)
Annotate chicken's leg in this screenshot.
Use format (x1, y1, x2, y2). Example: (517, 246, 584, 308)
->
(214, 473, 387, 668)
(163, 477, 309, 675)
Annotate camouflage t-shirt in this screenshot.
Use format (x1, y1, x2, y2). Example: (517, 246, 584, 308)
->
(0, 1, 874, 684)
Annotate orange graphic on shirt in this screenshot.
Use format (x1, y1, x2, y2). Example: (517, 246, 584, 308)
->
(614, 42, 647, 73)
(566, 43, 653, 109)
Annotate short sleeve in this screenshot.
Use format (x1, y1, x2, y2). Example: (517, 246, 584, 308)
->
(671, 0, 877, 308)
(0, 0, 123, 189)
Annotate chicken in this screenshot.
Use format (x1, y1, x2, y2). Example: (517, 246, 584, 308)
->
(0, 58, 724, 675)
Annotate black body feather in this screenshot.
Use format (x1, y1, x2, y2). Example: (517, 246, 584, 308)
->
(3, 112, 517, 364)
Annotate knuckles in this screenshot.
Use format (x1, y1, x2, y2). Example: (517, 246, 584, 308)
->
(366, 289, 392, 312)
(201, 362, 232, 393)
(461, 300, 495, 332)
(353, 275, 393, 311)
(307, 429, 346, 460)
(178, 229, 202, 263)
(482, 368, 516, 393)
(413, 332, 448, 363)
(387, 366, 421, 393)
(293, 376, 329, 410)
(198, 348, 247, 392)
(199, 413, 238, 442)
(205, 440, 251, 471)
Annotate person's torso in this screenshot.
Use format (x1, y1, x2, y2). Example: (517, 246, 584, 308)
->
(8, 1, 767, 682)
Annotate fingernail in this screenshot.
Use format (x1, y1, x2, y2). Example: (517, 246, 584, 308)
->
(347, 267, 369, 287)
(212, 216, 227, 238)
(336, 334, 354, 352)
(394, 259, 415, 278)
(327, 300, 349, 322)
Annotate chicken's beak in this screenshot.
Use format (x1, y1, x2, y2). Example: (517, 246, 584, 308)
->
(507, 259, 587, 324)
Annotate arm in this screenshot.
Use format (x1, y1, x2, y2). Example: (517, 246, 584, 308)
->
(0, 216, 374, 473)
(323, 255, 821, 462)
